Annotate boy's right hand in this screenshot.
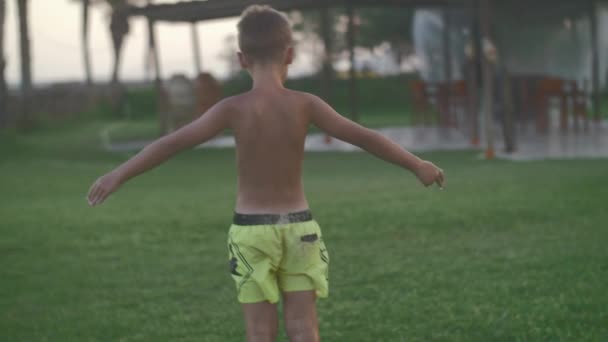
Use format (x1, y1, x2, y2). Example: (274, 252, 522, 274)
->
(87, 171, 123, 206)
(414, 160, 445, 189)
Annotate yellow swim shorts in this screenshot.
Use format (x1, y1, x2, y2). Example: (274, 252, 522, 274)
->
(227, 210, 329, 304)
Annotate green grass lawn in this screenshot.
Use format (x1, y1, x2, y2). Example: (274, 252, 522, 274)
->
(1, 122, 607, 341)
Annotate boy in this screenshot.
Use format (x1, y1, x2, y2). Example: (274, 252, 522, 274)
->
(87, 5, 444, 342)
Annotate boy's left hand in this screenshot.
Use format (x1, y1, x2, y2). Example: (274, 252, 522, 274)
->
(87, 172, 122, 206)
(414, 160, 445, 189)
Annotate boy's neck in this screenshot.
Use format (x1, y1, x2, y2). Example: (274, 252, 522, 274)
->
(249, 63, 287, 90)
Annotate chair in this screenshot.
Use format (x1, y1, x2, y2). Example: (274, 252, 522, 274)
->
(410, 79, 474, 129)
(535, 78, 570, 132)
(409, 80, 435, 125)
(449, 80, 471, 127)
(571, 80, 589, 131)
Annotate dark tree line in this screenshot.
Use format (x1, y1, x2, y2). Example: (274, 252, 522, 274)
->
(291, 7, 414, 73)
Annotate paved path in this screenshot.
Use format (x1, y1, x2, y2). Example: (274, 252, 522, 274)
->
(107, 127, 476, 153)
(106, 121, 608, 161)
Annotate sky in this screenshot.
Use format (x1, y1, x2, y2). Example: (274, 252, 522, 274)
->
(4, 0, 309, 86)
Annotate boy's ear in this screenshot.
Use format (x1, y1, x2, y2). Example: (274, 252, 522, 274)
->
(285, 47, 294, 65)
(237, 52, 249, 69)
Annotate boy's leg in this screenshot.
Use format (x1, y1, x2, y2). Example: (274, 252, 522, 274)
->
(229, 224, 283, 341)
(242, 301, 279, 342)
(282, 290, 319, 342)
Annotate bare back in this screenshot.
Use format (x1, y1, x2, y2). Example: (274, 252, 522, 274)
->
(86, 80, 442, 210)
(229, 88, 311, 214)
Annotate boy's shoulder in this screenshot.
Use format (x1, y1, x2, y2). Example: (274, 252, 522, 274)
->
(285, 88, 321, 102)
(225, 88, 323, 109)
(282, 89, 327, 112)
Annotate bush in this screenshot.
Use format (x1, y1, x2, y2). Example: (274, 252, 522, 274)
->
(223, 73, 415, 120)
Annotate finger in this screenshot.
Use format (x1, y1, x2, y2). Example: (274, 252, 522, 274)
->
(93, 188, 108, 206)
(88, 185, 101, 205)
(87, 181, 99, 201)
(436, 172, 445, 189)
(94, 192, 107, 206)
(90, 186, 106, 206)
(98, 188, 112, 205)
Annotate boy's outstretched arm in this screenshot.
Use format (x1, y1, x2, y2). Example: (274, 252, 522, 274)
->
(309, 95, 444, 188)
(87, 99, 232, 206)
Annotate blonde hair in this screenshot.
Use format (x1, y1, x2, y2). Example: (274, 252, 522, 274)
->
(237, 5, 293, 64)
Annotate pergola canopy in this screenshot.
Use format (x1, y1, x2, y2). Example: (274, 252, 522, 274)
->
(126, 0, 606, 23)
(126, 0, 463, 22)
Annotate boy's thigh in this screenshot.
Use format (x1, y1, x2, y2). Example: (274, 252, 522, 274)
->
(278, 221, 329, 298)
(282, 290, 317, 318)
(242, 301, 279, 336)
(282, 291, 320, 341)
(228, 225, 283, 304)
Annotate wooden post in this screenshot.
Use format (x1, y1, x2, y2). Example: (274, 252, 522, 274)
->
(109, 5, 129, 89)
(320, 6, 334, 144)
(0, 0, 7, 127)
(472, 1, 484, 88)
(441, 8, 453, 127)
(17, 0, 32, 127)
(320, 7, 333, 102)
(82, 0, 92, 88)
(469, 0, 482, 145)
(502, 69, 516, 153)
(147, 20, 162, 86)
(146, 4, 165, 135)
(479, 0, 494, 159)
(346, 3, 358, 123)
(589, 0, 601, 123)
(569, 21, 582, 132)
(191, 22, 202, 75)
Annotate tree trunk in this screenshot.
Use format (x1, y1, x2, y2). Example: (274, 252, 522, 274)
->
(479, 0, 495, 159)
(82, 0, 96, 110)
(441, 8, 453, 128)
(82, 0, 92, 88)
(346, 4, 358, 123)
(394, 42, 403, 70)
(320, 6, 334, 143)
(0, 0, 7, 127)
(501, 68, 516, 153)
(17, 0, 32, 128)
(109, 4, 129, 114)
(319, 6, 333, 102)
(110, 4, 129, 86)
(589, 0, 600, 123)
(190, 22, 202, 76)
(145, 0, 167, 135)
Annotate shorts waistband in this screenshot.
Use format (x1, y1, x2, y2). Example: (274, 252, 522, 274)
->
(233, 210, 313, 226)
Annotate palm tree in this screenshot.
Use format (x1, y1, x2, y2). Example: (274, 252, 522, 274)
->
(107, 0, 130, 86)
(107, 0, 155, 86)
(71, 0, 104, 86)
(143, 0, 167, 133)
(17, 0, 32, 127)
(0, 0, 7, 127)
(98, 0, 130, 114)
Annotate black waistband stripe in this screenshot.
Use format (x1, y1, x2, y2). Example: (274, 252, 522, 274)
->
(233, 210, 313, 226)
